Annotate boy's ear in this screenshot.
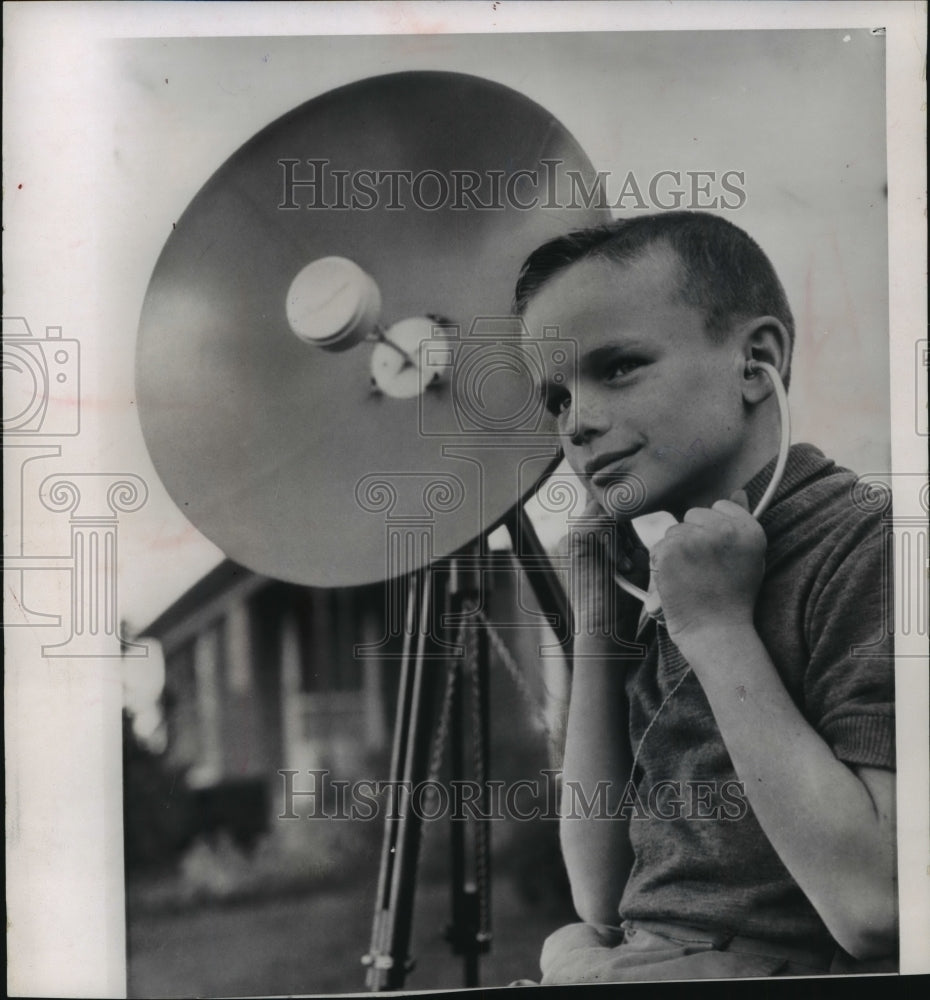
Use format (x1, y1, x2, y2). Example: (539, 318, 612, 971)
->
(737, 316, 791, 405)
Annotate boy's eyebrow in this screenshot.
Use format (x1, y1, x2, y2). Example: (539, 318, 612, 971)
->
(578, 340, 649, 373)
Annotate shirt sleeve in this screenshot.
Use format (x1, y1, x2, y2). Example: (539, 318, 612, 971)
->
(803, 511, 896, 770)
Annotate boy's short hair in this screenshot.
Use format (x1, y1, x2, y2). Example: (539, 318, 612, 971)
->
(513, 211, 795, 383)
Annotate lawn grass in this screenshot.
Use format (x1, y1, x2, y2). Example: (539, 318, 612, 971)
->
(128, 870, 574, 996)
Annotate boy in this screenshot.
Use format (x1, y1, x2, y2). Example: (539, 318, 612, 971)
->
(514, 212, 896, 982)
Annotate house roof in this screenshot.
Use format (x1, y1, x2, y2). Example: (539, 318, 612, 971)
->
(139, 559, 262, 640)
(137, 545, 559, 643)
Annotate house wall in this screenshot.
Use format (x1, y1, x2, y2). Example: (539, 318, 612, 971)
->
(155, 554, 570, 842)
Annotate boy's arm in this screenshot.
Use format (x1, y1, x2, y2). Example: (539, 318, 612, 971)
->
(558, 509, 642, 926)
(653, 494, 897, 960)
(559, 632, 635, 926)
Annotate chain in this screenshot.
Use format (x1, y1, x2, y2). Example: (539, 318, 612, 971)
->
(426, 601, 559, 792)
(423, 619, 467, 810)
(475, 610, 552, 735)
(474, 604, 688, 789)
(422, 599, 553, 940)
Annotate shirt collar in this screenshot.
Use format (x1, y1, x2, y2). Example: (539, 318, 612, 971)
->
(742, 443, 836, 519)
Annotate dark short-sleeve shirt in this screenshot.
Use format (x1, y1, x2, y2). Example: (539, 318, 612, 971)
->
(617, 443, 895, 947)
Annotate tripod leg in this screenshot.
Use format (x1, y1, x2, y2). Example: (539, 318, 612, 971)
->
(364, 566, 444, 991)
(470, 612, 492, 986)
(447, 601, 467, 976)
(444, 555, 493, 987)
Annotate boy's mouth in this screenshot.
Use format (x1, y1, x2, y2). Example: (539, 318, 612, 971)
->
(586, 448, 641, 486)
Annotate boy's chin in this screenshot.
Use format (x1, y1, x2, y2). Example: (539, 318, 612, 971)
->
(595, 487, 675, 523)
(592, 477, 652, 520)
(598, 492, 690, 527)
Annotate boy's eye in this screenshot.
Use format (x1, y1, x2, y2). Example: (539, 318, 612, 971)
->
(605, 357, 643, 381)
(545, 387, 571, 417)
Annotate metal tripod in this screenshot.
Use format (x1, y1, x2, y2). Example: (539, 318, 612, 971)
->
(362, 504, 572, 991)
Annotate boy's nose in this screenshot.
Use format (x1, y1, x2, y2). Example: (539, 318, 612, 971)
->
(567, 394, 611, 446)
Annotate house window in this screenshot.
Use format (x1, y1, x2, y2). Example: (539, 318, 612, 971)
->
(189, 619, 226, 786)
(294, 588, 363, 693)
(164, 638, 199, 768)
(164, 620, 226, 785)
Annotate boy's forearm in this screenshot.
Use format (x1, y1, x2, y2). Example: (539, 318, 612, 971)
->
(677, 622, 897, 959)
(559, 633, 635, 926)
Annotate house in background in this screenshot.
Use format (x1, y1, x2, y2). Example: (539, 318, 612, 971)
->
(137, 552, 568, 850)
